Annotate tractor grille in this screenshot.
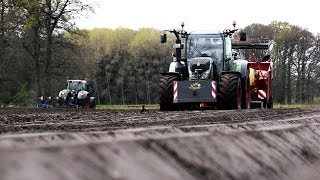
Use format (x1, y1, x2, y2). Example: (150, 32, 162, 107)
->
(190, 57, 211, 73)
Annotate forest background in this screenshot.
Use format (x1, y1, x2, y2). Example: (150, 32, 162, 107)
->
(1, 0, 319, 106)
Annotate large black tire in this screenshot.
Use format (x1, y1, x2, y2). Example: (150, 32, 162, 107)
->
(159, 75, 179, 111)
(90, 97, 96, 109)
(267, 97, 273, 109)
(218, 74, 242, 110)
(84, 96, 91, 108)
(90, 101, 96, 109)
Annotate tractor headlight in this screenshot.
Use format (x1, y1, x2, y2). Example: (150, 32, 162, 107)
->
(173, 44, 181, 48)
(201, 69, 210, 79)
(59, 91, 65, 97)
(189, 73, 196, 80)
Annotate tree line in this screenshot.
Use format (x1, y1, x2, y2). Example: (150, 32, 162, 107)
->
(1, 0, 320, 106)
(240, 22, 320, 104)
(0, 0, 93, 105)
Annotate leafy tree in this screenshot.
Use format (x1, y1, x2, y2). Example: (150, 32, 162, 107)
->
(272, 23, 320, 104)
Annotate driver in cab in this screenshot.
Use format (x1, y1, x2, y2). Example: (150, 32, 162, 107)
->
(201, 38, 214, 57)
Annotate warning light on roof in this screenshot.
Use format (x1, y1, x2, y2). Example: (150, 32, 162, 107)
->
(181, 22, 185, 28)
(232, 20, 237, 28)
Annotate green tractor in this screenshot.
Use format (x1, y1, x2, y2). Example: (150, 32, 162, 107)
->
(159, 22, 272, 110)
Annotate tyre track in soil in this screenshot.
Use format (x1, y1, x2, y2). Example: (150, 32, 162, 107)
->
(0, 108, 318, 133)
(1, 108, 320, 180)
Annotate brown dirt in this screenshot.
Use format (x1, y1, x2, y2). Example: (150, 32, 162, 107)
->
(1, 108, 320, 180)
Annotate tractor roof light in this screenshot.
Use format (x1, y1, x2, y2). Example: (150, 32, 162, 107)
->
(181, 22, 185, 28)
(233, 20, 237, 29)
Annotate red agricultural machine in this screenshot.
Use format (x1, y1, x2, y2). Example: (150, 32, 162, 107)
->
(159, 22, 273, 110)
(232, 38, 273, 108)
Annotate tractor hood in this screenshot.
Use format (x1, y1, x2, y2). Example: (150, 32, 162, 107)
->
(59, 89, 71, 98)
(189, 57, 213, 80)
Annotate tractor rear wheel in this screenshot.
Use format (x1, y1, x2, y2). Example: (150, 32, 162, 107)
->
(85, 97, 91, 108)
(159, 75, 178, 111)
(90, 101, 96, 109)
(218, 74, 242, 110)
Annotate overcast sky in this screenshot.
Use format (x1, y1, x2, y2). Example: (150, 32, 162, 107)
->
(77, 0, 319, 33)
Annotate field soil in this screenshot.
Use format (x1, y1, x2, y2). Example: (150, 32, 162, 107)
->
(1, 108, 320, 180)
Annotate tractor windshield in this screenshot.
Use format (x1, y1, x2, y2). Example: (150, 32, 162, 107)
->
(187, 34, 223, 63)
(67, 81, 87, 91)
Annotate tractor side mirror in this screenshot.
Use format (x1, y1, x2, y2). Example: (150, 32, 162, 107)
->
(160, 34, 167, 43)
(240, 32, 247, 41)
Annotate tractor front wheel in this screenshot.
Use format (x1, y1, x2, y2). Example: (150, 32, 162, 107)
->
(159, 75, 179, 111)
(219, 74, 242, 110)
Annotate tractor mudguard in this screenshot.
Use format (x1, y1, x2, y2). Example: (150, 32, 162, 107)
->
(168, 60, 188, 80)
(77, 91, 89, 100)
(90, 97, 95, 103)
(225, 59, 249, 79)
(58, 89, 70, 98)
(169, 61, 186, 72)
